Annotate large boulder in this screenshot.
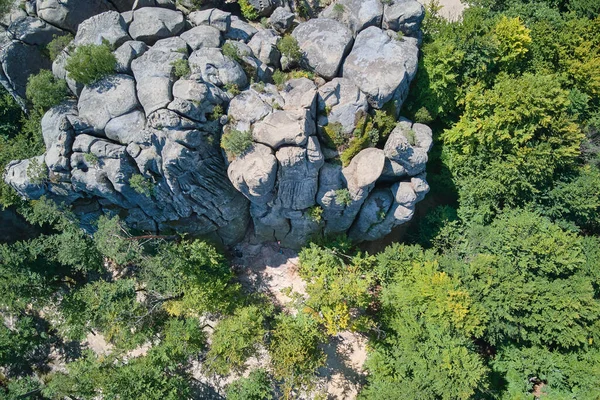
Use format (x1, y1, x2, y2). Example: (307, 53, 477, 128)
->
(77, 74, 140, 132)
(131, 37, 187, 115)
(342, 26, 418, 109)
(228, 143, 278, 205)
(269, 7, 295, 33)
(74, 11, 131, 47)
(320, 0, 383, 35)
(382, 0, 425, 35)
(292, 18, 353, 80)
(113, 40, 149, 73)
(248, 29, 281, 68)
(0, 40, 51, 100)
(224, 16, 258, 43)
(189, 8, 231, 32)
(128, 7, 185, 44)
(36, 0, 114, 33)
(8, 16, 65, 46)
(188, 47, 248, 88)
(180, 25, 222, 50)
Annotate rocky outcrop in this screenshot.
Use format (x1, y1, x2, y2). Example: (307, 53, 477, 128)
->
(4, 1, 431, 247)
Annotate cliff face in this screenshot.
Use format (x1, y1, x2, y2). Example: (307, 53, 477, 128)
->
(3, 0, 432, 247)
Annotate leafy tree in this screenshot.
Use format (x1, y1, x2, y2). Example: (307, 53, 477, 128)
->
(0, 316, 52, 376)
(205, 305, 269, 375)
(65, 43, 117, 85)
(226, 369, 274, 400)
(269, 312, 325, 396)
(46, 34, 74, 61)
(239, 0, 259, 20)
(25, 70, 69, 112)
(443, 73, 582, 222)
(298, 244, 375, 335)
(493, 16, 532, 70)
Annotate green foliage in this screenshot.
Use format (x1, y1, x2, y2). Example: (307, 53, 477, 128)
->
(333, 3, 344, 16)
(93, 215, 143, 266)
(25, 70, 68, 112)
(321, 121, 345, 149)
(210, 104, 224, 121)
(221, 128, 253, 158)
(130, 174, 154, 197)
(206, 305, 269, 375)
(83, 152, 99, 166)
(225, 83, 241, 96)
(171, 58, 190, 78)
(493, 16, 532, 70)
(239, 0, 259, 20)
(222, 42, 241, 62)
(443, 73, 583, 223)
(277, 35, 302, 66)
(0, 315, 51, 376)
(65, 43, 117, 85)
(269, 312, 325, 394)
(226, 369, 273, 400)
(0, 0, 13, 19)
(272, 69, 287, 87)
(299, 244, 375, 334)
(307, 205, 324, 223)
(46, 34, 74, 61)
(334, 188, 352, 206)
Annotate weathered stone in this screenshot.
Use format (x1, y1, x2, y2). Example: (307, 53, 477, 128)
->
(269, 7, 295, 33)
(342, 26, 418, 109)
(317, 77, 368, 136)
(320, 0, 383, 35)
(252, 109, 314, 149)
(384, 122, 429, 175)
(180, 25, 221, 50)
(114, 40, 148, 73)
(382, 0, 425, 35)
(8, 16, 65, 46)
(74, 11, 131, 47)
(248, 29, 280, 68)
(188, 47, 248, 88)
(0, 40, 51, 100)
(228, 143, 278, 205)
(104, 110, 148, 144)
(131, 37, 187, 115)
(292, 18, 353, 80)
(228, 89, 273, 124)
(4, 156, 48, 199)
(78, 74, 140, 132)
(224, 16, 257, 43)
(36, 0, 114, 33)
(189, 8, 231, 32)
(128, 7, 185, 44)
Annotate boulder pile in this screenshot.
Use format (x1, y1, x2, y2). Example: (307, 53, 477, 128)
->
(3, 0, 431, 247)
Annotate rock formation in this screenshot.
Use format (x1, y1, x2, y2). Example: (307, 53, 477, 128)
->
(3, 0, 432, 247)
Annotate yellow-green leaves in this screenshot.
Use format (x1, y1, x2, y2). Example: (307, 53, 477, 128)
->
(494, 16, 532, 69)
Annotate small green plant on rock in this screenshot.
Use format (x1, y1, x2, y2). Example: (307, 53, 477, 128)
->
(333, 3, 345, 16)
(334, 188, 352, 206)
(65, 43, 117, 85)
(308, 206, 324, 223)
(405, 129, 417, 146)
(171, 58, 190, 78)
(277, 35, 303, 65)
(130, 174, 155, 197)
(239, 0, 259, 20)
(210, 104, 224, 121)
(26, 158, 48, 185)
(221, 129, 253, 159)
(225, 83, 241, 96)
(222, 42, 241, 62)
(84, 153, 99, 166)
(322, 122, 346, 149)
(46, 34, 74, 61)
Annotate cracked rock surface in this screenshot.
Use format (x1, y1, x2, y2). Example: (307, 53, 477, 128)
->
(3, 0, 431, 247)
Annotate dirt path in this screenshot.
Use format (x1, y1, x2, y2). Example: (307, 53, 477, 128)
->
(233, 241, 368, 399)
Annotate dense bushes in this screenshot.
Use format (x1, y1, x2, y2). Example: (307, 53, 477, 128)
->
(25, 70, 68, 112)
(65, 43, 117, 85)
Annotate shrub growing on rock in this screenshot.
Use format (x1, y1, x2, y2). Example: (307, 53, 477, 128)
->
(129, 174, 154, 197)
(171, 58, 190, 78)
(26, 70, 68, 111)
(221, 129, 253, 158)
(46, 34, 74, 61)
(239, 0, 259, 20)
(277, 35, 302, 66)
(65, 43, 117, 86)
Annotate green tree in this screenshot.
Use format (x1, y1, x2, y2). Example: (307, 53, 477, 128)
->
(226, 369, 273, 400)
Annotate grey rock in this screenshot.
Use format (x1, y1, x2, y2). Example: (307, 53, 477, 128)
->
(168, 80, 228, 123)
(292, 18, 353, 80)
(275, 136, 323, 210)
(317, 77, 368, 138)
(104, 110, 147, 144)
(224, 16, 257, 43)
(78, 74, 140, 132)
(131, 37, 187, 115)
(248, 29, 280, 68)
(188, 47, 248, 88)
(4, 156, 48, 199)
(342, 26, 418, 109)
(128, 7, 185, 44)
(384, 121, 428, 175)
(246, 0, 275, 17)
(110, 0, 136, 12)
(74, 11, 131, 47)
(280, 78, 317, 112)
(228, 143, 278, 205)
(189, 8, 231, 32)
(36, 0, 114, 33)
(8, 16, 65, 46)
(269, 7, 295, 33)
(382, 0, 425, 35)
(347, 188, 394, 241)
(252, 109, 314, 149)
(42, 101, 77, 173)
(132, 0, 176, 9)
(343, 147, 385, 195)
(0, 40, 51, 100)
(320, 0, 383, 35)
(411, 172, 429, 201)
(114, 40, 148, 73)
(180, 25, 222, 50)
(228, 89, 273, 124)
